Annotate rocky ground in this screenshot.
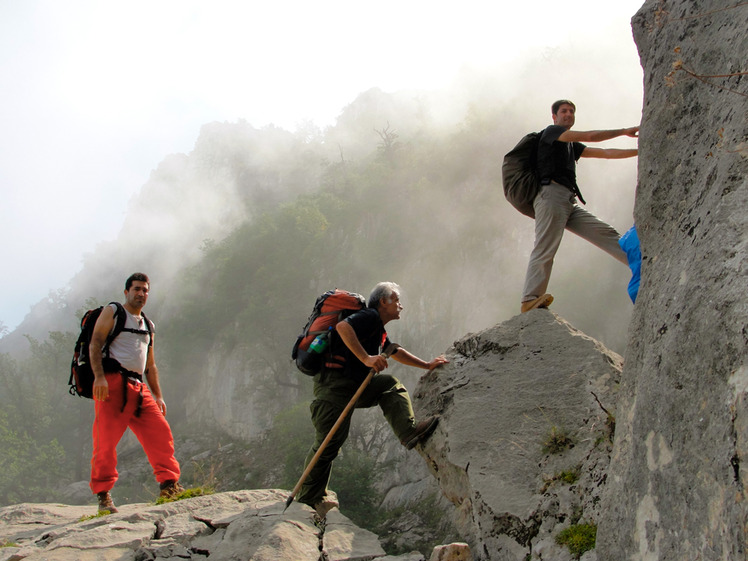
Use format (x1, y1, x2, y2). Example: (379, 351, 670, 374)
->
(0, 489, 443, 561)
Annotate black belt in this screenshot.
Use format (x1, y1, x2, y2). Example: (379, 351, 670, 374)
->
(103, 357, 145, 417)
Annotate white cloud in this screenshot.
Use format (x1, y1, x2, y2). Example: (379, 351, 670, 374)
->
(0, 0, 645, 332)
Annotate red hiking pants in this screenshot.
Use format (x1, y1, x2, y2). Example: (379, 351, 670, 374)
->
(90, 373, 180, 494)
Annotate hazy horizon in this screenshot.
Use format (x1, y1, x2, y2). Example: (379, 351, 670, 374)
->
(0, 0, 645, 334)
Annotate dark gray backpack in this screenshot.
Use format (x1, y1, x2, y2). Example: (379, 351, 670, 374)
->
(502, 131, 541, 218)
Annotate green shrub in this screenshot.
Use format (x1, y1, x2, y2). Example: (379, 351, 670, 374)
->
(556, 468, 580, 485)
(555, 523, 596, 559)
(78, 510, 113, 522)
(328, 446, 380, 526)
(540, 467, 581, 493)
(542, 425, 574, 454)
(376, 492, 459, 558)
(155, 486, 213, 505)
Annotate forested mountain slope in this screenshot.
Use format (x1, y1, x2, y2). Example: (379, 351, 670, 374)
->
(0, 84, 637, 509)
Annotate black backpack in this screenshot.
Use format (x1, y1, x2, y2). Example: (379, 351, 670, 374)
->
(291, 289, 366, 376)
(69, 302, 152, 398)
(502, 131, 541, 218)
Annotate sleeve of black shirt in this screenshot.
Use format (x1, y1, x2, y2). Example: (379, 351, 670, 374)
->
(573, 142, 586, 160)
(342, 309, 389, 355)
(540, 124, 566, 145)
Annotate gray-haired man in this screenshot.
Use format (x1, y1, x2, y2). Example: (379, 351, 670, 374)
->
(297, 282, 448, 517)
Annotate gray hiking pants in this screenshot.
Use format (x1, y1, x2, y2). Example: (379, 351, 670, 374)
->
(522, 181, 628, 301)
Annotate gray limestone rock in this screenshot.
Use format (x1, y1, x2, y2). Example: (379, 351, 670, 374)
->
(411, 310, 622, 560)
(596, 1, 748, 560)
(0, 490, 385, 561)
(323, 509, 387, 560)
(429, 542, 473, 560)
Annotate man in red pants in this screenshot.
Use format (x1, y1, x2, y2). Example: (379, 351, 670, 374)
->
(89, 272, 182, 513)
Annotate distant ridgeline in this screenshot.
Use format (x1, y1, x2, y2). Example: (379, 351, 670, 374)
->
(0, 88, 635, 517)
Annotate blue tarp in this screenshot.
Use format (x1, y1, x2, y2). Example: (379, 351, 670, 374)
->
(619, 226, 641, 303)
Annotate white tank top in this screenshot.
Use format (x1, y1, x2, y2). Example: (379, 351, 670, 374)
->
(106, 304, 155, 375)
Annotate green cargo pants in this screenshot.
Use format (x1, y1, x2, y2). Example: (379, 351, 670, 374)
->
(296, 371, 416, 508)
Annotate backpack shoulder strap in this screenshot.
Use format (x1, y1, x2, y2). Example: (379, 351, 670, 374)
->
(530, 131, 542, 167)
(141, 311, 153, 347)
(103, 302, 127, 355)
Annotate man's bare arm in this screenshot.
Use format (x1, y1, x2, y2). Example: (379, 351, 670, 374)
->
(557, 126, 639, 143)
(581, 147, 638, 159)
(144, 335, 168, 415)
(391, 348, 449, 370)
(144, 335, 161, 399)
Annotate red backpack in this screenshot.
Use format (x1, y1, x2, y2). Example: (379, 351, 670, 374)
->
(291, 289, 366, 375)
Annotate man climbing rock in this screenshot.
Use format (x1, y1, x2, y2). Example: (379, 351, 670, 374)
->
(521, 99, 639, 312)
(297, 282, 448, 518)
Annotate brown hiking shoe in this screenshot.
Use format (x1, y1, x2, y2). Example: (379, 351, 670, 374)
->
(401, 416, 439, 450)
(97, 491, 118, 514)
(521, 293, 554, 313)
(313, 491, 339, 519)
(159, 479, 184, 499)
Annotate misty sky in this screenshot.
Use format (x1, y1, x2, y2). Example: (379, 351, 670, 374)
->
(0, 0, 645, 333)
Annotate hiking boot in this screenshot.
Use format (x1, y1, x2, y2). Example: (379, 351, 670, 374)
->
(521, 293, 554, 313)
(313, 491, 339, 519)
(159, 479, 184, 499)
(97, 491, 118, 514)
(401, 416, 439, 450)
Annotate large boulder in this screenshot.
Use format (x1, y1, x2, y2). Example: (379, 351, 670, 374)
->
(411, 310, 622, 560)
(596, 1, 748, 560)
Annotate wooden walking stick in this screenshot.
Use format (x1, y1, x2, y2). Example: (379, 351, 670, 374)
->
(283, 343, 399, 512)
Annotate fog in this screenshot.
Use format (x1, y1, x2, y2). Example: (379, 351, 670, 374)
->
(0, 3, 649, 509)
(0, 0, 644, 336)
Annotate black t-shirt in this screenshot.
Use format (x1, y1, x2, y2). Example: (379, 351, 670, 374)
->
(337, 308, 392, 382)
(536, 124, 586, 197)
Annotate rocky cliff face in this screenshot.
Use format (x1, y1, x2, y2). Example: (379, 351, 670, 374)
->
(188, 344, 279, 440)
(595, 1, 748, 560)
(411, 310, 622, 560)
